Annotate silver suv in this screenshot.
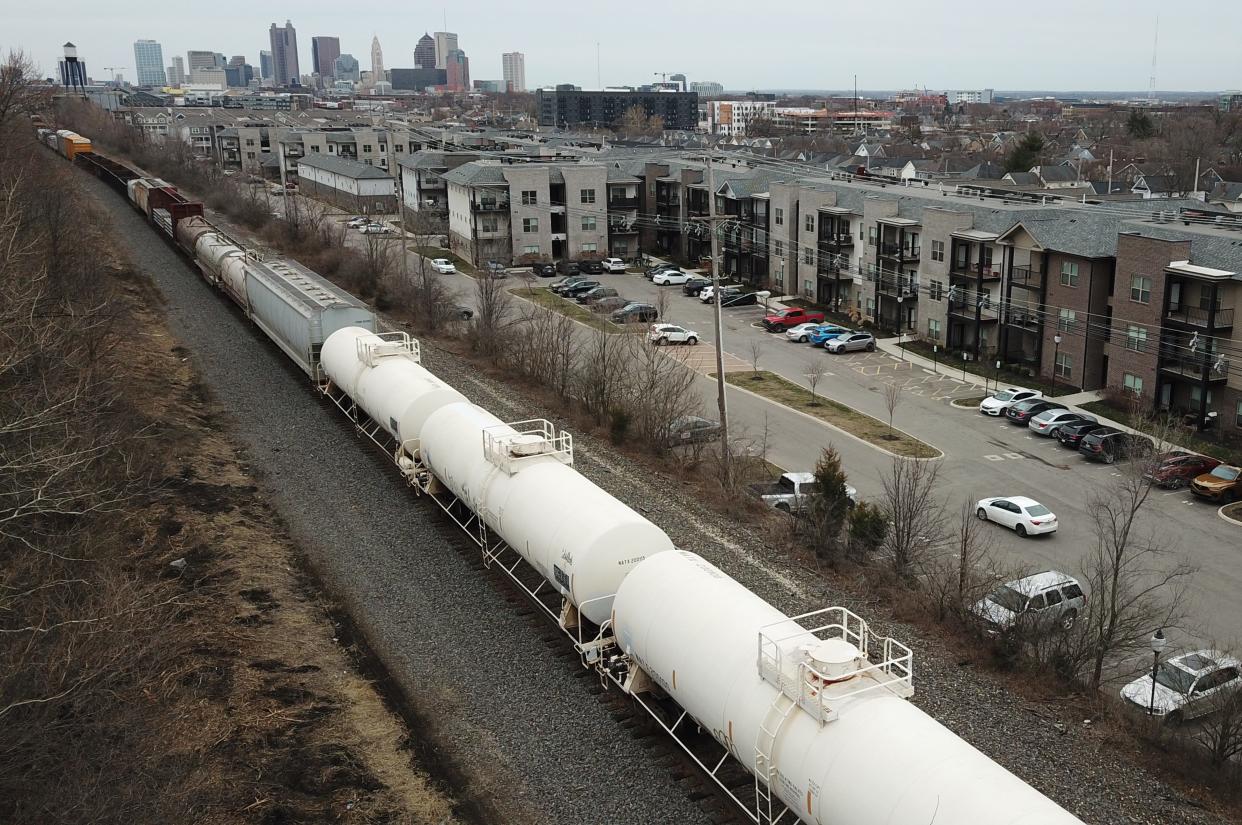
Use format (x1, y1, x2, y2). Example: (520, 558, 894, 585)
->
(971, 570, 1086, 633)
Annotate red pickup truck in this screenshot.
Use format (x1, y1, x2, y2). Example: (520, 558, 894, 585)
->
(762, 307, 825, 331)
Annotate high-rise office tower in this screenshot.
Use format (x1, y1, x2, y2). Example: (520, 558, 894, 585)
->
(133, 39, 166, 86)
(312, 36, 340, 79)
(268, 19, 300, 87)
(414, 33, 436, 69)
(434, 32, 458, 69)
(169, 55, 186, 85)
(445, 49, 469, 92)
(370, 35, 384, 83)
(333, 54, 359, 82)
(187, 50, 216, 72)
(259, 50, 273, 82)
(502, 51, 525, 92)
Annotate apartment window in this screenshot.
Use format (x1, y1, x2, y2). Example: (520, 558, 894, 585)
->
(362, 144, 372, 152)
(1235, 400, 1242, 428)
(927, 318, 941, 340)
(522, 217, 538, 233)
(868, 226, 878, 247)
(1123, 373, 1143, 395)
(394, 144, 403, 152)
(1130, 274, 1152, 304)
(581, 216, 597, 230)
(1125, 325, 1148, 352)
(480, 217, 498, 233)
(310, 145, 320, 152)
(1190, 386, 1213, 406)
(1199, 286, 1221, 311)
(580, 188, 596, 204)
(363, 159, 373, 165)
(803, 279, 813, 296)
(774, 207, 783, 226)
(245, 138, 255, 146)
(379, 143, 387, 152)
(774, 240, 784, 257)
(803, 247, 814, 265)
(614, 241, 629, 255)
(521, 190, 537, 205)
(929, 280, 944, 301)
(931, 240, 944, 262)
(1058, 308, 1076, 332)
(581, 243, 597, 253)
(523, 245, 539, 255)
(805, 214, 815, 232)
(1055, 352, 1073, 379)
(246, 152, 255, 159)
(1060, 260, 1079, 287)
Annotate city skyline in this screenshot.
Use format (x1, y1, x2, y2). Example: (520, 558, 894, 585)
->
(7, 0, 1242, 92)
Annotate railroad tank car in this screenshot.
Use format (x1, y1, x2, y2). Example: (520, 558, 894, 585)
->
(320, 326, 673, 625)
(612, 551, 1087, 825)
(193, 232, 249, 306)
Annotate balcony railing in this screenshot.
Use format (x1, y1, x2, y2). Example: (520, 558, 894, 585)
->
(475, 197, 510, 212)
(879, 242, 920, 260)
(1159, 351, 1230, 382)
(949, 298, 999, 321)
(1164, 305, 1234, 329)
(608, 196, 640, 209)
(878, 276, 919, 298)
(819, 232, 854, 250)
(1007, 311, 1042, 330)
(950, 261, 1001, 280)
(1010, 265, 1044, 289)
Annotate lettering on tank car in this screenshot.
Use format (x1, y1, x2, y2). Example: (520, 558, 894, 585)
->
(617, 555, 646, 566)
(775, 770, 801, 805)
(390, 417, 399, 435)
(553, 564, 571, 592)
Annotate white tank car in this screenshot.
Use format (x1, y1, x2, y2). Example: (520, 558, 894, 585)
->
(319, 327, 674, 626)
(192, 233, 248, 306)
(613, 551, 1087, 825)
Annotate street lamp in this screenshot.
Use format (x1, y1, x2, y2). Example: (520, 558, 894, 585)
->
(1149, 627, 1167, 717)
(1052, 333, 1063, 395)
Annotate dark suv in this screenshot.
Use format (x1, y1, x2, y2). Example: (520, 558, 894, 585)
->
(1055, 419, 1106, 449)
(682, 276, 712, 296)
(1078, 427, 1153, 464)
(611, 302, 658, 324)
(1005, 399, 1066, 425)
(531, 262, 557, 277)
(577, 259, 605, 275)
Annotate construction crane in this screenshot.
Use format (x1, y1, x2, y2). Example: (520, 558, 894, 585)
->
(103, 67, 121, 84)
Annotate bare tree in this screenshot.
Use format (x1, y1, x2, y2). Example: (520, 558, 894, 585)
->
(621, 335, 701, 450)
(804, 359, 827, 405)
(879, 456, 946, 578)
(1197, 683, 1242, 769)
(747, 339, 765, 378)
(918, 499, 1011, 624)
(883, 382, 902, 438)
(472, 268, 512, 358)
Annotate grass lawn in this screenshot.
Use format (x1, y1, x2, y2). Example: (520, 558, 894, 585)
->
(511, 287, 629, 334)
(413, 246, 476, 276)
(719, 370, 941, 458)
(1079, 400, 1242, 463)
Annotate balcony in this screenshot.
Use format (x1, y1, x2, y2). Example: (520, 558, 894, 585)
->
(1010, 264, 1044, 290)
(950, 260, 1001, 280)
(608, 216, 638, 233)
(878, 242, 920, 262)
(1159, 351, 1230, 382)
(949, 298, 999, 322)
(1164, 304, 1234, 329)
(820, 232, 854, 251)
(608, 195, 640, 209)
(1007, 310, 1042, 330)
(475, 197, 510, 212)
(878, 276, 918, 299)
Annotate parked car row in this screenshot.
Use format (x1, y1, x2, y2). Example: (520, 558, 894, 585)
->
(347, 216, 390, 235)
(531, 258, 629, 277)
(547, 275, 658, 324)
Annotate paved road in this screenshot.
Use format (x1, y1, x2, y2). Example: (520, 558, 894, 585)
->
(324, 214, 1242, 652)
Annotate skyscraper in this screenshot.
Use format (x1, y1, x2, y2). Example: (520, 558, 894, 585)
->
(333, 54, 359, 82)
(312, 36, 340, 79)
(370, 36, 384, 83)
(414, 33, 436, 69)
(434, 32, 458, 69)
(259, 50, 273, 82)
(170, 55, 186, 86)
(187, 50, 216, 72)
(670, 73, 687, 92)
(268, 19, 300, 87)
(501, 51, 525, 93)
(445, 49, 469, 92)
(133, 39, 166, 86)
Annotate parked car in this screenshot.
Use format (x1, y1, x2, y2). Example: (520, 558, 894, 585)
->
(699, 285, 739, 304)
(1004, 398, 1065, 425)
(601, 257, 627, 273)
(645, 263, 679, 280)
(556, 259, 580, 275)
(578, 259, 605, 275)
(611, 302, 658, 324)
(359, 223, 390, 234)
(531, 262, 557, 277)
(748, 471, 857, 514)
(808, 324, 852, 347)
(346, 216, 369, 228)
(649, 324, 700, 345)
(979, 387, 1043, 417)
(975, 495, 1058, 537)
(653, 269, 691, 285)
(1120, 650, 1242, 724)
(590, 296, 630, 315)
(268, 186, 286, 197)
(430, 258, 457, 274)
(1078, 428, 1153, 464)
(1190, 463, 1242, 503)
(722, 291, 760, 307)
(971, 571, 1086, 634)
(667, 416, 721, 446)
(785, 323, 823, 343)
(562, 280, 601, 299)
(763, 307, 825, 332)
(682, 276, 712, 296)
(483, 260, 508, 277)
(825, 332, 876, 354)
(1144, 452, 1221, 489)
(576, 286, 619, 305)
(1055, 419, 1107, 449)
(1028, 410, 1096, 437)
(551, 275, 589, 294)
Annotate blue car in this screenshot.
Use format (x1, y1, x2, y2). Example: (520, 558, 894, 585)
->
(808, 324, 851, 347)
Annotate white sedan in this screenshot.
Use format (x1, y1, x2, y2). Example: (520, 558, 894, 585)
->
(430, 258, 457, 274)
(359, 223, 390, 234)
(979, 387, 1042, 416)
(785, 323, 822, 343)
(649, 323, 700, 345)
(653, 270, 690, 285)
(975, 496, 1058, 537)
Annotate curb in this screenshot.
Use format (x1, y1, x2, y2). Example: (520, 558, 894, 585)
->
(1218, 504, 1242, 527)
(950, 397, 986, 410)
(709, 376, 944, 462)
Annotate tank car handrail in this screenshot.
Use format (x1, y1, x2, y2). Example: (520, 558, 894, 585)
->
(355, 330, 419, 366)
(481, 418, 574, 473)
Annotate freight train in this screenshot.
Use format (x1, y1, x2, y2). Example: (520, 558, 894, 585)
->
(41, 127, 1089, 825)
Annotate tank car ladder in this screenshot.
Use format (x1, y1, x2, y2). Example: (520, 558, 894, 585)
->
(753, 692, 795, 825)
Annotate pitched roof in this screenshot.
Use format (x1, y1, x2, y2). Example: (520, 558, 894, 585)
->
(442, 161, 509, 186)
(296, 152, 392, 179)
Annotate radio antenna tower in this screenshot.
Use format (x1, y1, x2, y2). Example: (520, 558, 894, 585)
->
(1148, 16, 1159, 103)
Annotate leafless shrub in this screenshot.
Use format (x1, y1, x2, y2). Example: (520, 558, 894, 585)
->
(883, 382, 902, 437)
(747, 339, 764, 377)
(472, 271, 512, 359)
(878, 456, 947, 578)
(804, 359, 827, 405)
(917, 499, 1013, 624)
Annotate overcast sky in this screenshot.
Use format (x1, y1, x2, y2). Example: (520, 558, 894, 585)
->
(6, 0, 1241, 92)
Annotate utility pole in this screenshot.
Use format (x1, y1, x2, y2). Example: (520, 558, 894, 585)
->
(706, 154, 731, 486)
(386, 120, 408, 286)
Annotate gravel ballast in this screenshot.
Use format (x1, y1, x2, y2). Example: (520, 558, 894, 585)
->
(79, 173, 714, 825)
(83, 169, 1225, 825)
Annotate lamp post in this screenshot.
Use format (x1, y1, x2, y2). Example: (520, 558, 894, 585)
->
(1052, 333, 1063, 395)
(1149, 627, 1167, 717)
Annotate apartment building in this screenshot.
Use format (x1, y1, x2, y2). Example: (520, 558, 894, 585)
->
(295, 153, 396, 214)
(445, 160, 609, 266)
(397, 151, 481, 229)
